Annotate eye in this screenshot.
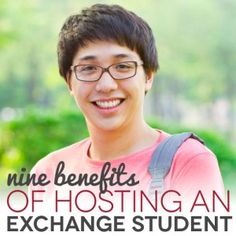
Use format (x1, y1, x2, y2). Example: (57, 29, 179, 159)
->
(115, 62, 133, 70)
(79, 65, 98, 73)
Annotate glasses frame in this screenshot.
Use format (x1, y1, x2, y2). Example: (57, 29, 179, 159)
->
(70, 60, 143, 82)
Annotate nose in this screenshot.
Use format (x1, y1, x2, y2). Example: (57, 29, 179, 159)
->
(95, 71, 118, 93)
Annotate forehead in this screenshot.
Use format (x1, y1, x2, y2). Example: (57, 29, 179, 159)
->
(72, 40, 141, 64)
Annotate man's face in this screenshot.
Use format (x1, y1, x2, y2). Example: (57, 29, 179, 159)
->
(68, 41, 154, 132)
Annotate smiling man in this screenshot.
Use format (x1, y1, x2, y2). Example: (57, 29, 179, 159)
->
(31, 4, 224, 203)
(69, 40, 158, 161)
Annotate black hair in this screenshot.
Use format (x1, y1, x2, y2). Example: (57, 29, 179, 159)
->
(57, 4, 159, 82)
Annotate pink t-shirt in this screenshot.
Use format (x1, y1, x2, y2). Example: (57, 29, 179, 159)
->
(30, 130, 224, 205)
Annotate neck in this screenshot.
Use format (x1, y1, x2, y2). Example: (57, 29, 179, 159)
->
(87, 119, 159, 161)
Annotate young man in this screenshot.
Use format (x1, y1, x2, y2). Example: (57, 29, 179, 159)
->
(31, 4, 224, 204)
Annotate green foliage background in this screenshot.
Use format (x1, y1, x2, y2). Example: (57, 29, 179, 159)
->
(0, 0, 235, 197)
(1, 110, 236, 195)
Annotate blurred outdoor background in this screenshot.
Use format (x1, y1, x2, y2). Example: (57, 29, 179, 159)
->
(0, 0, 236, 194)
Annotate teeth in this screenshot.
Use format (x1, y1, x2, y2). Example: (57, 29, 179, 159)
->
(95, 99, 122, 108)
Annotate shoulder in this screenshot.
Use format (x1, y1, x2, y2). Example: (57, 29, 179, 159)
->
(31, 138, 90, 175)
(176, 136, 215, 160)
(157, 130, 215, 159)
(170, 135, 221, 180)
(167, 135, 224, 197)
(156, 131, 218, 171)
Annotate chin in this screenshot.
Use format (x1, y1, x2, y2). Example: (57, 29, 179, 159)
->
(91, 118, 127, 132)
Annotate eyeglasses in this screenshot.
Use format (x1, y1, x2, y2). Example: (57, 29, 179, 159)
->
(70, 61, 143, 82)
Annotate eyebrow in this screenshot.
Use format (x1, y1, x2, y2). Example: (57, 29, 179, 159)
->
(113, 53, 133, 59)
(78, 53, 134, 62)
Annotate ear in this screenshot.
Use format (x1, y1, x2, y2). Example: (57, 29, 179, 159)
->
(145, 71, 154, 92)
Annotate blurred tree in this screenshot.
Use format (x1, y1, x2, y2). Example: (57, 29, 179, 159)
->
(0, 0, 16, 48)
(213, 0, 236, 138)
(0, 0, 235, 141)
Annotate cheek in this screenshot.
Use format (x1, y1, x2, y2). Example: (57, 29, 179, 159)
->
(70, 82, 84, 103)
(71, 78, 84, 96)
(73, 88, 85, 104)
(71, 82, 94, 107)
(124, 76, 146, 95)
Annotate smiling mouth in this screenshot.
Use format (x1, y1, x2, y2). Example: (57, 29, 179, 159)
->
(92, 99, 125, 109)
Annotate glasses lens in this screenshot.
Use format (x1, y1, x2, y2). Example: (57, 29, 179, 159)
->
(74, 65, 101, 81)
(110, 61, 136, 79)
(73, 61, 137, 81)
